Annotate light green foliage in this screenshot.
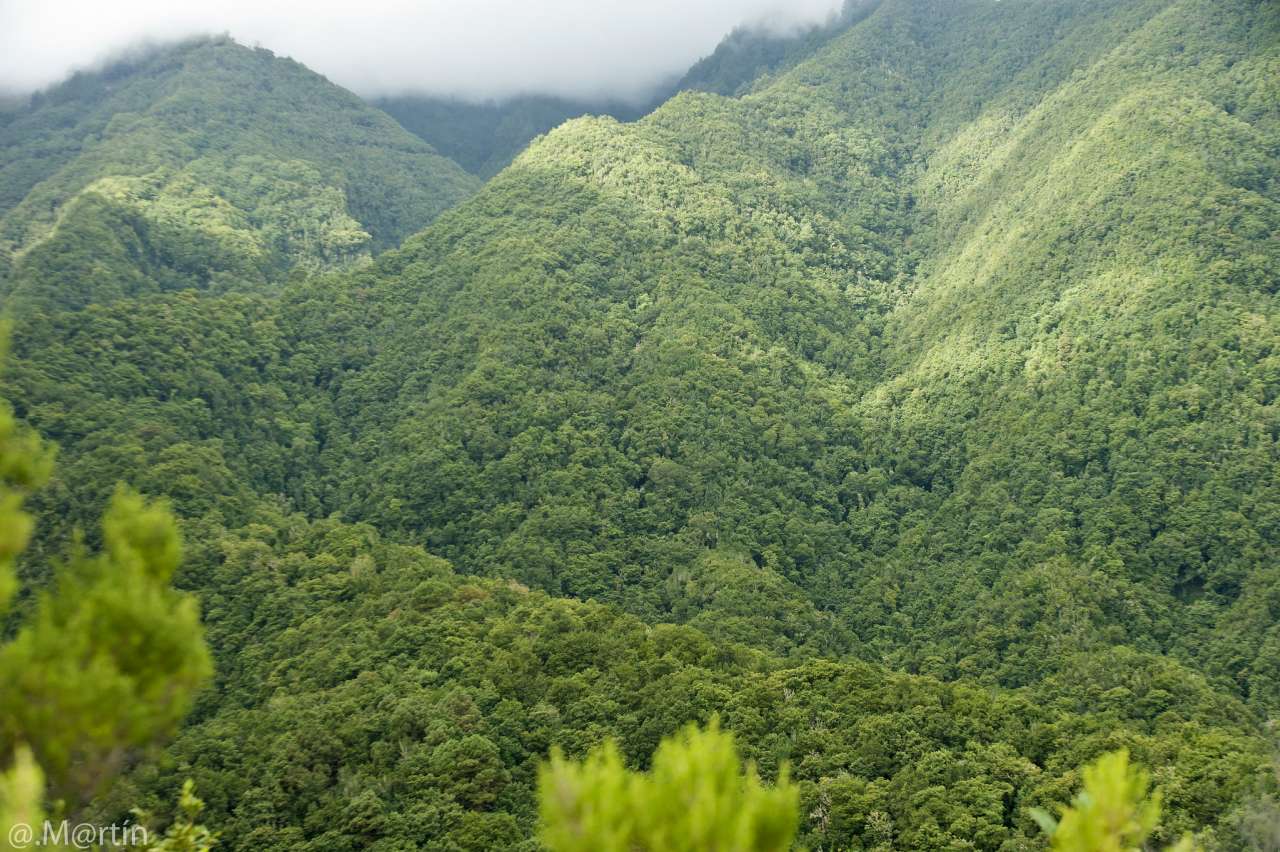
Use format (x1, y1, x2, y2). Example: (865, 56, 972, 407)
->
(0, 486, 212, 804)
(539, 718, 798, 852)
(0, 37, 478, 312)
(0, 349, 54, 850)
(1035, 750, 1198, 852)
(135, 781, 218, 852)
(0, 748, 44, 852)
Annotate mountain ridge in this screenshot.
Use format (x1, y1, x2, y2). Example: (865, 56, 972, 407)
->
(0, 36, 479, 311)
(1, 0, 1277, 847)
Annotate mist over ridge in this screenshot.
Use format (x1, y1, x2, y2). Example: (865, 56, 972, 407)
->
(0, 0, 844, 103)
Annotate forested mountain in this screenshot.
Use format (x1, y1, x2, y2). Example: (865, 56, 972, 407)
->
(673, 0, 877, 97)
(376, 94, 657, 180)
(0, 37, 478, 312)
(267, 0, 1278, 712)
(1, 0, 1278, 848)
(0, 95, 23, 120)
(375, 1, 873, 181)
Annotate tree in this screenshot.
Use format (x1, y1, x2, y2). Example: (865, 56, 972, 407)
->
(135, 781, 218, 852)
(538, 717, 798, 852)
(0, 339, 211, 833)
(1034, 750, 1198, 852)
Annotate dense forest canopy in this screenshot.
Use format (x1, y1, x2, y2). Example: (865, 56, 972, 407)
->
(0, 37, 478, 312)
(0, 0, 1278, 848)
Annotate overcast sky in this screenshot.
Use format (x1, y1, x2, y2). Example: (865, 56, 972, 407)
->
(0, 0, 843, 102)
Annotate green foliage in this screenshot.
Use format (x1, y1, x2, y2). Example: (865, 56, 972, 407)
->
(0, 346, 210, 852)
(0, 337, 54, 609)
(1034, 750, 1199, 852)
(254, 0, 1280, 721)
(135, 781, 218, 852)
(0, 37, 478, 312)
(0, 484, 212, 805)
(0, 0, 1277, 848)
(0, 350, 55, 849)
(72, 510, 1269, 850)
(539, 717, 798, 852)
(0, 747, 44, 852)
(377, 93, 656, 179)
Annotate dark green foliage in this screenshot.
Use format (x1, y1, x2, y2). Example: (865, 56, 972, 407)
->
(674, 0, 879, 97)
(0, 290, 328, 570)
(377, 94, 657, 179)
(88, 514, 1273, 850)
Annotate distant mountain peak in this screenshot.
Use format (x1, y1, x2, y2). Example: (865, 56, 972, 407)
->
(0, 36, 478, 311)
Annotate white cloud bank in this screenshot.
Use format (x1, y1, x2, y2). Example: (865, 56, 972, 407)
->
(0, 0, 843, 102)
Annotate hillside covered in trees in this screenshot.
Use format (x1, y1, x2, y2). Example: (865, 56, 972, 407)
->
(374, 1, 874, 182)
(375, 94, 657, 180)
(1, 0, 1278, 848)
(0, 37, 478, 313)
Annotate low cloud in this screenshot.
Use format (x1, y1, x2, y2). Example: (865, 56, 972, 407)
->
(0, 0, 843, 102)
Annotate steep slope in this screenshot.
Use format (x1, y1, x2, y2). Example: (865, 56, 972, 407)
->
(673, 0, 877, 97)
(4, 0, 1278, 847)
(0, 37, 478, 312)
(10, 0, 1276, 687)
(373, 0, 876, 181)
(288, 0, 1251, 649)
(262, 0, 1280, 730)
(839, 0, 1280, 705)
